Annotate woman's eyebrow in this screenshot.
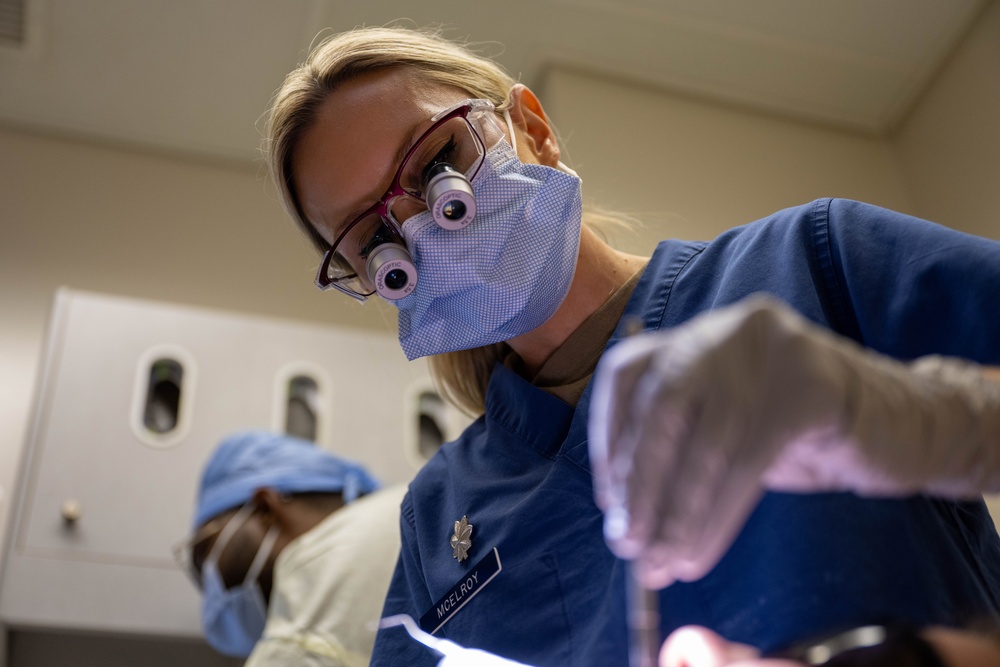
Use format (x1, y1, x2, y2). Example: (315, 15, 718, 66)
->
(393, 116, 433, 173)
(334, 119, 431, 231)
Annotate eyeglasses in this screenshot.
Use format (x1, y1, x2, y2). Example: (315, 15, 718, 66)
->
(173, 515, 229, 590)
(172, 503, 258, 590)
(315, 98, 505, 302)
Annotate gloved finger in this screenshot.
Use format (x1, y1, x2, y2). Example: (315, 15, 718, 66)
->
(590, 333, 674, 513)
(598, 297, 836, 585)
(593, 327, 706, 558)
(621, 365, 736, 583)
(603, 333, 716, 564)
(638, 390, 759, 586)
(602, 313, 752, 574)
(619, 354, 695, 533)
(664, 361, 791, 581)
(635, 306, 790, 585)
(593, 297, 770, 515)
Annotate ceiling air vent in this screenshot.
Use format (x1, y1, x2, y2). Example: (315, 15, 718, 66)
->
(0, 0, 25, 45)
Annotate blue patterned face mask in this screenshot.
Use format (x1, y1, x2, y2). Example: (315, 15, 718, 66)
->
(394, 122, 583, 360)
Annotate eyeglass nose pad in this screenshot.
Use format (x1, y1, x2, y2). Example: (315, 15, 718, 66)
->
(387, 195, 428, 229)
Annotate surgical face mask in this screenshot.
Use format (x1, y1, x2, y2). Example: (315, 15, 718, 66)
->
(200, 503, 280, 657)
(394, 115, 583, 360)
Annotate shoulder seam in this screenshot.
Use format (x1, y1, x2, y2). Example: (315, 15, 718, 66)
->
(810, 198, 863, 343)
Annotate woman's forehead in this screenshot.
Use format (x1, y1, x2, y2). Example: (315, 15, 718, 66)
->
(322, 68, 469, 139)
(293, 69, 472, 233)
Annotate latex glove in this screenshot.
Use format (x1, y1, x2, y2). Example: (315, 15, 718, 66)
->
(379, 615, 536, 667)
(589, 295, 1000, 589)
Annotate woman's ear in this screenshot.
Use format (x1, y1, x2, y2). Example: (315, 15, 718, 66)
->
(507, 84, 561, 167)
(252, 487, 290, 528)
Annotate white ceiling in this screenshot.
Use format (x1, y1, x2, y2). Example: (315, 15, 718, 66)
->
(0, 0, 988, 164)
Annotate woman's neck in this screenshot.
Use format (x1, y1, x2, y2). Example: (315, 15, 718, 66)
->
(508, 227, 648, 375)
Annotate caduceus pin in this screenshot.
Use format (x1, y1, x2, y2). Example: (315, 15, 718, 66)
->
(450, 515, 473, 562)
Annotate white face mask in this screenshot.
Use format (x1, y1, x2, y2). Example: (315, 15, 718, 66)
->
(393, 115, 584, 360)
(200, 503, 280, 657)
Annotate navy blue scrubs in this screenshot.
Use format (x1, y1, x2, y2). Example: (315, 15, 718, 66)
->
(372, 199, 1000, 667)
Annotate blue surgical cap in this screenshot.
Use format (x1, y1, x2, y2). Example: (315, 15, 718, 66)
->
(192, 430, 380, 529)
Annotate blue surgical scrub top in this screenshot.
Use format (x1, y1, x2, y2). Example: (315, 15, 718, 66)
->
(371, 199, 1000, 667)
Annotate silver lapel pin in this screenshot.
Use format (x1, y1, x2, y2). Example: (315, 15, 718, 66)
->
(450, 515, 473, 562)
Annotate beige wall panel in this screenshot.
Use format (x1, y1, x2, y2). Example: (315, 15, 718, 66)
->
(0, 129, 398, 562)
(893, 0, 1000, 240)
(542, 68, 914, 256)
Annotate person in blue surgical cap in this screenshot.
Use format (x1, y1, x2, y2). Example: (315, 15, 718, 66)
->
(261, 24, 1000, 667)
(177, 430, 406, 666)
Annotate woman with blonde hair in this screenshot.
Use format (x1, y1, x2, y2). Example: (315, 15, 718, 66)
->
(264, 24, 1000, 667)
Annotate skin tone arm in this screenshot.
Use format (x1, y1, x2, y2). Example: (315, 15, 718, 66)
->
(922, 626, 1000, 667)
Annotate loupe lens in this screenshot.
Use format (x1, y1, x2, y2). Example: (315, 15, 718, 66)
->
(366, 242, 417, 301)
(441, 200, 467, 222)
(384, 268, 408, 291)
(425, 163, 476, 230)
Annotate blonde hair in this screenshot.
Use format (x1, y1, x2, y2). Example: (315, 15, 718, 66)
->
(265, 25, 517, 253)
(264, 25, 625, 416)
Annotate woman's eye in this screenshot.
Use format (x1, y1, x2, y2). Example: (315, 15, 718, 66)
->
(358, 225, 396, 260)
(422, 137, 459, 179)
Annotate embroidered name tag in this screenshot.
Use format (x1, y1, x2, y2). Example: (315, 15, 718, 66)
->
(420, 547, 502, 634)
